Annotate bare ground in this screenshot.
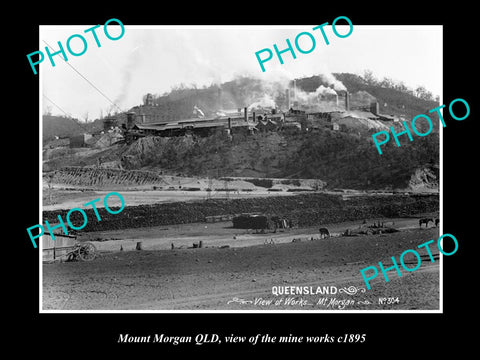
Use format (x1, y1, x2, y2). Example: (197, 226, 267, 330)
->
(42, 226, 440, 311)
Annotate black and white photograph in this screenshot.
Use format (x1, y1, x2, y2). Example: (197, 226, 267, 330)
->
(37, 24, 444, 312)
(12, 3, 478, 354)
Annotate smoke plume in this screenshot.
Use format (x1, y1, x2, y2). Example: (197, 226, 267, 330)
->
(228, 72, 346, 111)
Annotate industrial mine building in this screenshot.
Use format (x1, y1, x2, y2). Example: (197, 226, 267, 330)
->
(101, 81, 399, 144)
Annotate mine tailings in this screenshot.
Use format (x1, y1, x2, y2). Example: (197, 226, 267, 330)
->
(43, 193, 439, 233)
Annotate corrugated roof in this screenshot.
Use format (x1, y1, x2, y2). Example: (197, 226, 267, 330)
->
(339, 110, 379, 120)
(376, 114, 396, 121)
(133, 119, 257, 132)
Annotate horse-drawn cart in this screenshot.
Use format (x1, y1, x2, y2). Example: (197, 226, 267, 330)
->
(64, 242, 97, 261)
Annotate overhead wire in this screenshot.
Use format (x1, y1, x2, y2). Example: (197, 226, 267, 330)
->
(42, 40, 124, 113)
(41, 38, 126, 148)
(43, 94, 115, 148)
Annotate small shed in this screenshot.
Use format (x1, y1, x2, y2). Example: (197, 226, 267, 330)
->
(232, 214, 272, 230)
(42, 233, 78, 262)
(69, 133, 92, 148)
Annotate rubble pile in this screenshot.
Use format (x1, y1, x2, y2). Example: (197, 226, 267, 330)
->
(46, 167, 169, 188)
(43, 193, 439, 233)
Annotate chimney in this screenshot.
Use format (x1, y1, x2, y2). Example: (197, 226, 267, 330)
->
(244, 107, 248, 122)
(370, 101, 379, 115)
(126, 112, 136, 129)
(286, 89, 290, 109)
(345, 91, 350, 111)
(228, 117, 232, 130)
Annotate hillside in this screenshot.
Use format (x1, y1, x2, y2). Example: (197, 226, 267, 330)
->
(43, 72, 439, 139)
(42, 115, 103, 143)
(300, 73, 439, 119)
(42, 73, 440, 191)
(133, 73, 439, 123)
(44, 125, 439, 191)
(114, 127, 438, 190)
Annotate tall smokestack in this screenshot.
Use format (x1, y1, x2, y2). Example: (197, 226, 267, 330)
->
(244, 107, 248, 122)
(345, 91, 350, 111)
(293, 80, 297, 101)
(286, 89, 290, 109)
(126, 112, 136, 129)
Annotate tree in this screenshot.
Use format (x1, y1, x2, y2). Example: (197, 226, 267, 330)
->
(414, 85, 434, 101)
(363, 69, 377, 86)
(394, 81, 408, 92)
(43, 105, 52, 116)
(415, 85, 427, 99)
(380, 77, 395, 89)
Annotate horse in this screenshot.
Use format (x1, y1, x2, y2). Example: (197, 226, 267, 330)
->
(319, 228, 330, 238)
(419, 218, 434, 228)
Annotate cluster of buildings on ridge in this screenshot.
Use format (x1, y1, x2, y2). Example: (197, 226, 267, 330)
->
(66, 82, 407, 148)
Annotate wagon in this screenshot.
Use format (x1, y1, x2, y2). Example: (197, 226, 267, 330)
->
(43, 233, 97, 262)
(65, 242, 97, 261)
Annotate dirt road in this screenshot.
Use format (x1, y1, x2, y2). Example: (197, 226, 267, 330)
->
(43, 188, 295, 211)
(75, 217, 421, 252)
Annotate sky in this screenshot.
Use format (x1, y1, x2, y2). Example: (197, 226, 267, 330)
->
(39, 24, 442, 120)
